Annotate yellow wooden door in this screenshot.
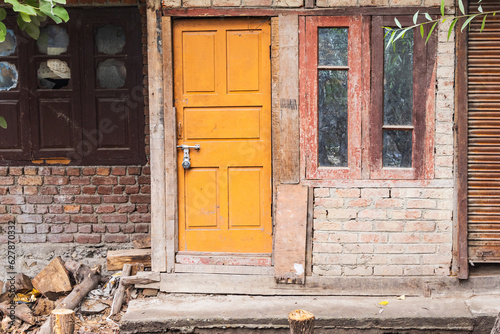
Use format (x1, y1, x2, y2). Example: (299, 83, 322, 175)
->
(174, 18, 272, 254)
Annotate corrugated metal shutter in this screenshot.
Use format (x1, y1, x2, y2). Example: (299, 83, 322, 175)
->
(468, 0, 500, 262)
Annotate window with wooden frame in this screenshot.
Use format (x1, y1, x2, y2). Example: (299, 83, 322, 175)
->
(301, 15, 435, 180)
(370, 15, 435, 180)
(0, 7, 145, 166)
(302, 16, 363, 180)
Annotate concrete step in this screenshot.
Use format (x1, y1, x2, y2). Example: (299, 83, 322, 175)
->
(120, 294, 500, 333)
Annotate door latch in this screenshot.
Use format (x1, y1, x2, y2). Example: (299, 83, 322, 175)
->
(177, 144, 200, 169)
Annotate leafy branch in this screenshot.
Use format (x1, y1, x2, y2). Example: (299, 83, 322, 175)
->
(385, 0, 497, 47)
(0, 0, 69, 42)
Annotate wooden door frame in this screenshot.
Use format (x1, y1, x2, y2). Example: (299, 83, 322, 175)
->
(148, 12, 303, 275)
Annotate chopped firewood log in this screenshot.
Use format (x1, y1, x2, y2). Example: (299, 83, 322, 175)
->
(38, 264, 101, 334)
(111, 264, 132, 315)
(50, 309, 75, 334)
(33, 298, 56, 316)
(0, 280, 4, 294)
(132, 235, 151, 249)
(32, 257, 72, 300)
(288, 309, 315, 334)
(15, 274, 33, 293)
(107, 249, 151, 271)
(121, 271, 160, 286)
(0, 302, 35, 325)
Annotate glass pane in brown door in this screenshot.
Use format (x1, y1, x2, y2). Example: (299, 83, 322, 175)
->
(37, 26, 69, 55)
(0, 62, 18, 91)
(95, 25, 126, 55)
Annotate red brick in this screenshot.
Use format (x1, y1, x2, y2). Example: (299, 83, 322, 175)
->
(44, 176, 69, 185)
(348, 198, 372, 207)
(134, 224, 149, 233)
(93, 224, 106, 233)
(79, 225, 92, 233)
(121, 224, 135, 233)
(81, 205, 94, 214)
(64, 205, 81, 213)
(315, 198, 343, 207)
(18, 176, 43, 186)
(92, 176, 118, 186)
(82, 167, 96, 176)
(23, 224, 36, 233)
(391, 210, 422, 219)
(375, 198, 403, 208)
(136, 204, 149, 213)
(125, 185, 140, 194)
(103, 195, 128, 203)
(70, 177, 91, 185)
(65, 224, 78, 233)
(66, 167, 80, 176)
(75, 196, 101, 204)
(142, 166, 150, 175)
(23, 186, 37, 195)
(0, 187, 7, 195)
(82, 186, 96, 195)
(51, 167, 66, 176)
(103, 234, 129, 243)
(0, 214, 15, 223)
(98, 186, 113, 195)
(107, 225, 120, 233)
(96, 167, 111, 176)
(120, 176, 136, 185)
(60, 186, 81, 195)
(44, 214, 70, 224)
(335, 189, 361, 198)
(50, 225, 64, 233)
(49, 205, 64, 214)
(0, 167, 7, 176)
(118, 204, 135, 213)
(2, 196, 25, 205)
(0, 176, 14, 185)
(36, 205, 49, 214)
(40, 186, 58, 195)
(38, 167, 50, 175)
(96, 205, 115, 213)
(131, 194, 150, 204)
(9, 167, 23, 175)
(24, 167, 37, 175)
(405, 221, 436, 232)
(11, 205, 21, 214)
(101, 214, 128, 223)
(361, 189, 390, 198)
(75, 234, 101, 243)
(36, 224, 50, 233)
(112, 167, 126, 176)
(390, 233, 421, 243)
(53, 195, 74, 204)
(129, 213, 151, 223)
(20, 234, 47, 243)
(9, 186, 22, 195)
(358, 209, 386, 219)
(48, 234, 74, 243)
(72, 215, 98, 223)
(113, 185, 125, 194)
(138, 176, 150, 184)
(0, 205, 6, 214)
(128, 167, 141, 175)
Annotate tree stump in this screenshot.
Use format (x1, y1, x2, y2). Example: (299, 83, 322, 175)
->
(491, 312, 500, 334)
(50, 309, 75, 334)
(288, 309, 315, 334)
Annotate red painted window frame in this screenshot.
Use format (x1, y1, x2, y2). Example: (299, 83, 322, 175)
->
(301, 16, 363, 180)
(369, 15, 436, 180)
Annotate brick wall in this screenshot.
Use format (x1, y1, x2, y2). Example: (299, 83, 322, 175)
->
(311, 20, 456, 277)
(0, 2, 151, 278)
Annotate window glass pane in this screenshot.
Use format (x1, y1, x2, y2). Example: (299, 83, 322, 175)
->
(37, 26, 69, 55)
(383, 130, 412, 167)
(318, 28, 348, 67)
(0, 62, 18, 91)
(0, 30, 17, 57)
(97, 59, 126, 89)
(318, 70, 348, 167)
(383, 29, 413, 126)
(38, 60, 71, 89)
(96, 25, 126, 55)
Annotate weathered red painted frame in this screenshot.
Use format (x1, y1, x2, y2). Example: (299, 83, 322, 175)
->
(301, 16, 363, 180)
(370, 16, 436, 180)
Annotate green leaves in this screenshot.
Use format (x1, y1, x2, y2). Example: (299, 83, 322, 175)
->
(0, 8, 7, 21)
(481, 14, 487, 32)
(462, 14, 479, 31)
(448, 18, 458, 41)
(0, 116, 7, 130)
(426, 22, 438, 44)
(440, 0, 445, 16)
(413, 10, 419, 25)
(458, 0, 465, 15)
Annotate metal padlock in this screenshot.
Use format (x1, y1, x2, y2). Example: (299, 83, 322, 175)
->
(177, 144, 200, 170)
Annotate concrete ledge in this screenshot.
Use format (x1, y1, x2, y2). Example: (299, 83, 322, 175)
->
(120, 294, 500, 333)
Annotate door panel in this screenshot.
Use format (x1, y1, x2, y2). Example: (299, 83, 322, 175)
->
(174, 18, 272, 254)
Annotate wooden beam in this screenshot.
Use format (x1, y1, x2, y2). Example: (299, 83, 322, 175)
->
(278, 13, 300, 184)
(162, 16, 178, 274)
(147, 0, 167, 273)
(455, 19, 469, 279)
(305, 187, 313, 276)
(107, 249, 152, 271)
(175, 264, 273, 275)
